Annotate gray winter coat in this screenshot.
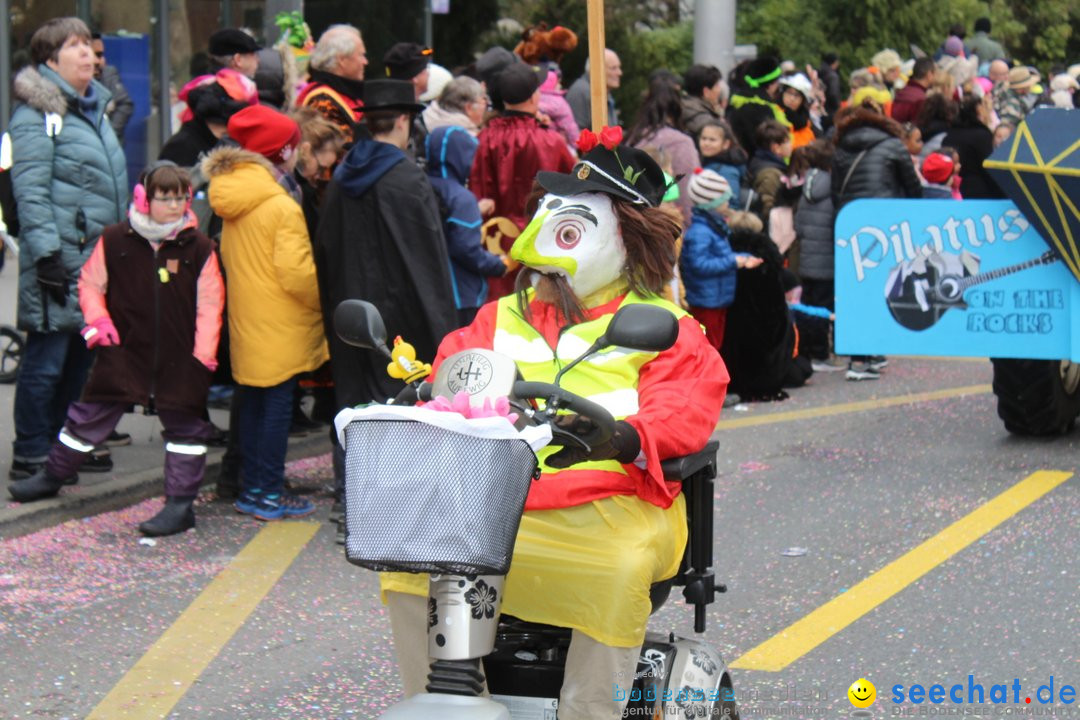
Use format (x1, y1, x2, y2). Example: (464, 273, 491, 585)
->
(794, 168, 835, 280)
(10, 65, 128, 332)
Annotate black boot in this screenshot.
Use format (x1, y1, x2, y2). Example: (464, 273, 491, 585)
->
(9, 468, 67, 502)
(138, 496, 196, 537)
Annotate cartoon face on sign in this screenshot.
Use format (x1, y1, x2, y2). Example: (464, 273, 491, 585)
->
(510, 193, 626, 300)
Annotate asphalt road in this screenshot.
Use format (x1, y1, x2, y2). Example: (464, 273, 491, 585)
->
(1, 302, 1078, 718)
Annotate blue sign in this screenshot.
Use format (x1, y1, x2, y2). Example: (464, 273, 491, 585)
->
(834, 199, 1080, 362)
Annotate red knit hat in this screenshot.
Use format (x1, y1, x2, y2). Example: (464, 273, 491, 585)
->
(227, 105, 301, 165)
(921, 152, 955, 184)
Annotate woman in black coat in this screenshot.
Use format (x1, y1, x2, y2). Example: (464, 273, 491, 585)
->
(830, 103, 921, 379)
(831, 104, 922, 209)
(942, 94, 1004, 199)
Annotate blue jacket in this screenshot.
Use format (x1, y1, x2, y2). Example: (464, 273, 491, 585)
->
(702, 146, 748, 210)
(10, 65, 128, 332)
(680, 208, 738, 309)
(425, 126, 505, 310)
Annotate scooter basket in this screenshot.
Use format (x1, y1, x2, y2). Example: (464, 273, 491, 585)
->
(342, 418, 540, 575)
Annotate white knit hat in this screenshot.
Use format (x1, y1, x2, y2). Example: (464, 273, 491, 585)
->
(687, 168, 732, 207)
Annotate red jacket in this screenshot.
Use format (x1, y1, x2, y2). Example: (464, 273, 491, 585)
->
(469, 112, 575, 298)
(431, 294, 729, 510)
(891, 81, 928, 125)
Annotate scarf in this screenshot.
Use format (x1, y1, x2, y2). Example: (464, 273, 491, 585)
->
(128, 206, 191, 243)
(422, 101, 479, 136)
(76, 83, 100, 120)
(273, 165, 303, 204)
(307, 68, 365, 102)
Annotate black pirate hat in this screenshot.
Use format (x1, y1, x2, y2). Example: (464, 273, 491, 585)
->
(536, 127, 669, 207)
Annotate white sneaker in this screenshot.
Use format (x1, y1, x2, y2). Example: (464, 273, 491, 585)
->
(846, 361, 881, 381)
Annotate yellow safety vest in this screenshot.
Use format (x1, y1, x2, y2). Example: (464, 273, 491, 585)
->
(493, 290, 689, 477)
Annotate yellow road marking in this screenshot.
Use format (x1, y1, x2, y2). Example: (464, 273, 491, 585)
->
(731, 470, 1073, 672)
(88, 522, 320, 719)
(717, 384, 992, 430)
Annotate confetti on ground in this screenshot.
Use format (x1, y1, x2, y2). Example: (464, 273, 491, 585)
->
(0, 452, 335, 637)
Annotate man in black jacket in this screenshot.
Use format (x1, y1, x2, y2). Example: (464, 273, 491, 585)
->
(91, 34, 135, 140)
(315, 80, 457, 537)
(315, 79, 455, 407)
(728, 55, 787, 155)
(818, 53, 842, 117)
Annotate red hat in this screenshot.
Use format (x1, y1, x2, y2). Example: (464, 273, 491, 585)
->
(921, 152, 955, 185)
(227, 105, 301, 165)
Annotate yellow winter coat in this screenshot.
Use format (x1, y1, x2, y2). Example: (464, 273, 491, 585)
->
(203, 148, 328, 387)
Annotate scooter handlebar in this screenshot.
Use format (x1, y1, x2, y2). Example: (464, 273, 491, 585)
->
(512, 380, 616, 443)
(390, 381, 434, 405)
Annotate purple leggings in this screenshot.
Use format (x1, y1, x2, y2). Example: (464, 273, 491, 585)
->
(46, 401, 212, 497)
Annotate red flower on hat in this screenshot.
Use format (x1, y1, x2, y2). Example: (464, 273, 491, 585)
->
(577, 128, 599, 154)
(599, 125, 623, 150)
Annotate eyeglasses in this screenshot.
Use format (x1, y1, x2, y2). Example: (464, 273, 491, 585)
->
(151, 196, 186, 206)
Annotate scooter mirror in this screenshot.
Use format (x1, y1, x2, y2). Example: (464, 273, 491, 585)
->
(597, 304, 679, 352)
(334, 299, 391, 356)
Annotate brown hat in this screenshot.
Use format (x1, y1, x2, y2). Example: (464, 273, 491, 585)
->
(1008, 66, 1038, 90)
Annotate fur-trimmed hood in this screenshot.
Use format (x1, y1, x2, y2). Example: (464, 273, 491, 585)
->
(14, 65, 110, 117)
(202, 146, 283, 220)
(201, 145, 276, 179)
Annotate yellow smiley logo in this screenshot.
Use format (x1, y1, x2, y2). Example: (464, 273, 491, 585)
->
(848, 678, 876, 708)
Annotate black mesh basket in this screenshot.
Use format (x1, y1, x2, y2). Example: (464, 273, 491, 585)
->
(342, 418, 540, 575)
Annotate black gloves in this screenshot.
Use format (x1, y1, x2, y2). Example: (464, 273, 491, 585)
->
(545, 414, 642, 469)
(36, 253, 68, 307)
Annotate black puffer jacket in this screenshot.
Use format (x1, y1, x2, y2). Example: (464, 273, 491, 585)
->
(832, 119, 921, 209)
(795, 168, 835, 280)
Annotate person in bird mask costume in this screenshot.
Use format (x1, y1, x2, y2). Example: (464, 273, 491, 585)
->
(382, 126, 729, 719)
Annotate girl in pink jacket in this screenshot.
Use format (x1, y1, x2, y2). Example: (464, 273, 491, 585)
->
(8, 163, 225, 537)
